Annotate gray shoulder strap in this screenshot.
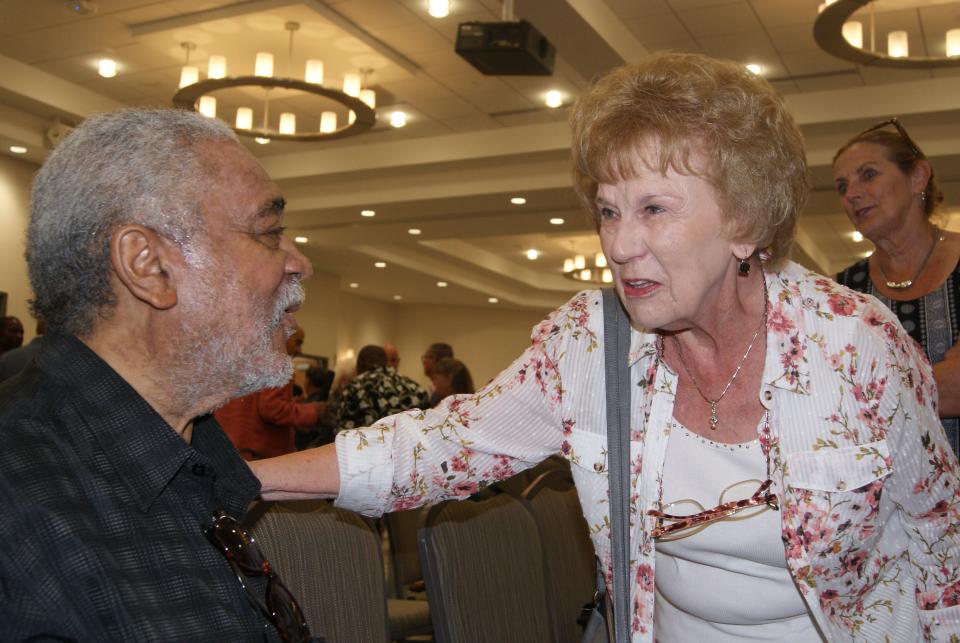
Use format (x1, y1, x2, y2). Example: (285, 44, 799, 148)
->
(601, 288, 632, 643)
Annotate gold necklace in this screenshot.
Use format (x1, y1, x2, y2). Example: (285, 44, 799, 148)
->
(877, 227, 944, 290)
(671, 277, 768, 431)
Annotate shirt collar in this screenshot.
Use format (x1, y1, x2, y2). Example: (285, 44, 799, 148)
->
(39, 334, 259, 512)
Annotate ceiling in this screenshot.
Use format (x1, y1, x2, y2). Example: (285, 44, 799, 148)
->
(1, 0, 960, 311)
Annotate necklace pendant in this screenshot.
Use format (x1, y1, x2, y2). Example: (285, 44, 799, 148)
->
(885, 279, 912, 289)
(709, 400, 719, 431)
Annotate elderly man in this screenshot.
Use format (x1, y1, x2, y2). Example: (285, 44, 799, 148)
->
(0, 109, 315, 641)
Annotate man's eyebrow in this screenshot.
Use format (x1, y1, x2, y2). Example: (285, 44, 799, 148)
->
(256, 196, 286, 217)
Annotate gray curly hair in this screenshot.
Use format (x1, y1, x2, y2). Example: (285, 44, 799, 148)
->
(27, 108, 237, 337)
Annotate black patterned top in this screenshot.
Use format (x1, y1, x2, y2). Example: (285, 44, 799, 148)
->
(837, 258, 960, 457)
(0, 333, 281, 641)
(336, 366, 429, 432)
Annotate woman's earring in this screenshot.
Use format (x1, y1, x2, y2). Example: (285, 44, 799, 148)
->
(738, 256, 751, 276)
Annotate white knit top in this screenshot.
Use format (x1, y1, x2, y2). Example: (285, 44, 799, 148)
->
(654, 418, 823, 641)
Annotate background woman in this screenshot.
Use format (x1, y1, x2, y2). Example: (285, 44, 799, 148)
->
(254, 54, 960, 641)
(429, 357, 475, 400)
(834, 121, 960, 458)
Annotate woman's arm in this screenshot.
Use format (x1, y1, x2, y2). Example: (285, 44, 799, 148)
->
(250, 443, 340, 500)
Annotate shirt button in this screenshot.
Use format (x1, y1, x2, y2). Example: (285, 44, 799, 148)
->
(836, 481, 847, 491)
(763, 390, 773, 401)
(192, 463, 206, 476)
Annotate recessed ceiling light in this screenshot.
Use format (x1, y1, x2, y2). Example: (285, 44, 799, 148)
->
(9, 145, 27, 154)
(852, 231, 864, 242)
(389, 111, 407, 128)
(526, 249, 539, 260)
(361, 209, 376, 217)
(393, 294, 403, 300)
(408, 228, 422, 235)
(745, 63, 762, 75)
(294, 236, 308, 244)
(549, 217, 564, 225)
(255, 137, 270, 144)
(374, 261, 387, 268)
(97, 58, 117, 78)
(510, 197, 526, 205)
(437, 281, 448, 288)
(349, 282, 359, 288)
(488, 297, 499, 304)
(427, 0, 449, 18)
(545, 90, 563, 108)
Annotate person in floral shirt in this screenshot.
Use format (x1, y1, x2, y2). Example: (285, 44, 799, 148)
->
(254, 53, 960, 641)
(335, 344, 429, 432)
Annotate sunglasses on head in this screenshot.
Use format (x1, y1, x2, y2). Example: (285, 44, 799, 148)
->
(206, 510, 312, 643)
(857, 117, 921, 157)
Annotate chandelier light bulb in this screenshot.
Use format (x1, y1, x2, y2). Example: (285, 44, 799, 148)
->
(343, 71, 361, 97)
(888, 30, 908, 58)
(279, 112, 296, 135)
(842, 21, 862, 49)
(428, 0, 450, 18)
(574, 254, 586, 270)
(359, 88, 376, 109)
(179, 65, 198, 88)
(255, 52, 274, 77)
(235, 107, 253, 130)
(602, 269, 613, 283)
(563, 258, 574, 272)
(198, 95, 217, 118)
(320, 111, 337, 133)
(595, 252, 607, 268)
(98, 58, 117, 78)
(305, 59, 324, 84)
(948, 29, 960, 57)
(580, 269, 592, 281)
(207, 55, 226, 79)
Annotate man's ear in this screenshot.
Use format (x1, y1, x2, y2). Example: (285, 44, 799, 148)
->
(110, 224, 181, 310)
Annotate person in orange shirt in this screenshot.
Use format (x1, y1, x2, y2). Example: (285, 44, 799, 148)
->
(216, 325, 326, 459)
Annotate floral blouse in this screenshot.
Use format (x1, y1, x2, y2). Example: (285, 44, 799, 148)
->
(334, 261, 960, 641)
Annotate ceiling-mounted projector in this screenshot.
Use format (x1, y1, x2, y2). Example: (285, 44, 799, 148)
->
(455, 20, 556, 76)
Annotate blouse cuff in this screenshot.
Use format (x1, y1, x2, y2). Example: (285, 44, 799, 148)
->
(332, 428, 395, 516)
(920, 603, 960, 641)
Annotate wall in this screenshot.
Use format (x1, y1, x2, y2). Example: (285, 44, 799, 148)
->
(0, 154, 37, 342)
(394, 301, 551, 389)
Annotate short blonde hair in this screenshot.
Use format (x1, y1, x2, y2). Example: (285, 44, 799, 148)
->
(570, 52, 809, 264)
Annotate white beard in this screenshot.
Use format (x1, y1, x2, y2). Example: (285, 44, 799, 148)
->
(171, 251, 304, 410)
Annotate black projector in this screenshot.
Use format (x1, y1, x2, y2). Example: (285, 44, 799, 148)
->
(455, 20, 556, 76)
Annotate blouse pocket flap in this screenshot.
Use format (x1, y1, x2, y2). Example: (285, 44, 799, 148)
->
(563, 429, 608, 474)
(786, 440, 893, 492)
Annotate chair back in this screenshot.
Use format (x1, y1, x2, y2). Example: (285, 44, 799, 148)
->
(384, 507, 425, 598)
(522, 469, 597, 643)
(246, 500, 390, 643)
(418, 492, 554, 643)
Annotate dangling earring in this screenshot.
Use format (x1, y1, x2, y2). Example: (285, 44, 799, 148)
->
(738, 256, 751, 276)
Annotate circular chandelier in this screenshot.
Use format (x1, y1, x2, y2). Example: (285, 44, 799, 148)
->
(172, 22, 377, 142)
(562, 252, 612, 285)
(814, 0, 960, 69)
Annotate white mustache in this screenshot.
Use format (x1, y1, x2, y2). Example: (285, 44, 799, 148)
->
(272, 277, 304, 327)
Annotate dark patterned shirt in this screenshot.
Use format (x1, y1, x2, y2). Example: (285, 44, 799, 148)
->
(837, 258, 960, 458)
(0, 333, 280, 641)
(336, 366, 429, 431)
